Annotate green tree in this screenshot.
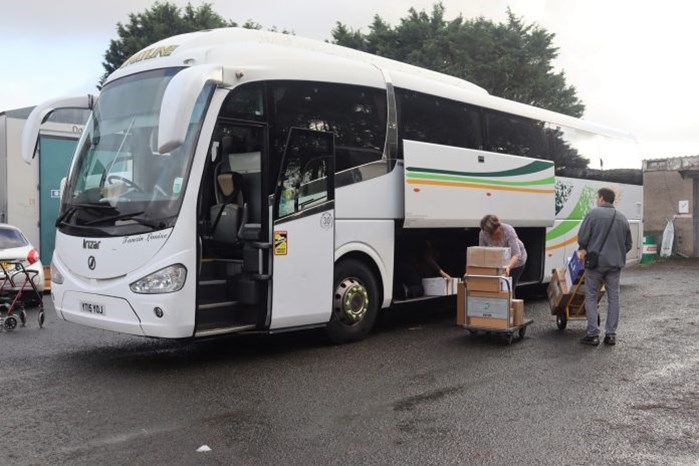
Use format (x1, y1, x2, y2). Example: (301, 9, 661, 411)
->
(100, 2, 264, 86)
(331, 3, 584, 118)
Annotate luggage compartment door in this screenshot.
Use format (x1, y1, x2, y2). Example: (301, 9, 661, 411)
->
(403, 140, 555, 228)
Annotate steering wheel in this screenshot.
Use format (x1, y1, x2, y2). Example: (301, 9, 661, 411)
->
(107, 175, 144, 192)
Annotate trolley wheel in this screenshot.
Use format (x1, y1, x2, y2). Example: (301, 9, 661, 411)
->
(556, 313, 567, 330)
(518, 326, 527, 339)
(505, 333, 513, 345)
(3, 315, 18, 331)
(20, 309, 27, 326)
(38, 311, 45, 329)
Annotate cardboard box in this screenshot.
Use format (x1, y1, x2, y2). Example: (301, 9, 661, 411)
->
(547, 269, 573, 314)
(511, 299, 524, 326)
(456, 282, 466, 326)
(467, 316, 509, 329)
(466, 274, 512, 293)
(551, 268, 570, 294)
(547, 268, 606, 315)
(422, 277, 459, 296)
(465, 266, 504, 276)
(466, 290, 510, 319)
(466, 246, 511, 268)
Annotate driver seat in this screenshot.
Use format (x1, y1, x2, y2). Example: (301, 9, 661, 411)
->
(209, 172, 244, 243)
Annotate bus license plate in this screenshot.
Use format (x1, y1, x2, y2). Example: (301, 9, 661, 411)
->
(80, 301, 105, 315)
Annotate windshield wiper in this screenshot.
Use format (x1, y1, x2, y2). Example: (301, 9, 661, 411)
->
(82, 211, 164, 229)
(55, 203, 115, 227)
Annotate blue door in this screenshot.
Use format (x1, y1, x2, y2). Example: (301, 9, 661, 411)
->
(39, 135, 77, 264)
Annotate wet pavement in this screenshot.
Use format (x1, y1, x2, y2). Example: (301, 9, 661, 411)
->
(1, 259, 698, 465)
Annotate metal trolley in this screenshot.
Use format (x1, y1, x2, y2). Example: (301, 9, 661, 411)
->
(0, 261, 45, 331)
(462, 274, 533, 345)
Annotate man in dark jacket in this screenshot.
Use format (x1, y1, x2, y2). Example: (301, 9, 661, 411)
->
(577, 187, 633, 346)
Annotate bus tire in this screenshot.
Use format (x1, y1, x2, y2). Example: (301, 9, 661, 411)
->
(327, 259, 380, 344)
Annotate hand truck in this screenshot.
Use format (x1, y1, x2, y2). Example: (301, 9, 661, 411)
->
(462, 274, 533, 345)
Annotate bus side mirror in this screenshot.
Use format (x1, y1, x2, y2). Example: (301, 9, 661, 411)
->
(157, 64, 236, 154)
(59, 177, 67, 202)
(21, 95, 96, 164)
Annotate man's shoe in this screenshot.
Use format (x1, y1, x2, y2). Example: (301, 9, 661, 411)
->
(604, 335, 616, 346)
(580, 335, 600, 346)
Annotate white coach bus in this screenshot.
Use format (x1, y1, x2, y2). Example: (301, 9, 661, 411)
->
(21, 28, 641, 342)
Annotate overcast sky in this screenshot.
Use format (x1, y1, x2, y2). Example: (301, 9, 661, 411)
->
(2, 0, 698, 162)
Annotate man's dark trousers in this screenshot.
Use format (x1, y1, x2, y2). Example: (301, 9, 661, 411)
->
(584, 267, 621, 337)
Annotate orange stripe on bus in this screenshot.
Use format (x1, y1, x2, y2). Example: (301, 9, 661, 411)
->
(545, 236, 578, 251)
(407, 179, 555, 194)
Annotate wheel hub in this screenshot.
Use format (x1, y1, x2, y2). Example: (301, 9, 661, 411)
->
(334, 278, 369, 325)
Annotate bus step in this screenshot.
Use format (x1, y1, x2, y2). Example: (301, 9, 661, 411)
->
(197, 279, 228, 301)
(196, 300, 245, 328)
(197, 300, 237, 311)
(194, 324, 256, 338)
(199, 279, 226, 286)
(199, 259, 218, 280)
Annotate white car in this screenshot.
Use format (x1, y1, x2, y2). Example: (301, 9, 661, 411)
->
(0, 223, 45, 296)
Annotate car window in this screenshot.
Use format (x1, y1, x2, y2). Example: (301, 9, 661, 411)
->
(0, 228, 28, 249)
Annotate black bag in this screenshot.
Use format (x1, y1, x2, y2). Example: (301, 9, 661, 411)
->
(584, 211, 616, 269)
(584, 251, 599, 269)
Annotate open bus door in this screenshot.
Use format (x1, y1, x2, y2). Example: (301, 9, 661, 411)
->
(270, 128, 336, 329)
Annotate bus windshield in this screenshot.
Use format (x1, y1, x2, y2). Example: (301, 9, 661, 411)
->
(60, 68, 212, 236)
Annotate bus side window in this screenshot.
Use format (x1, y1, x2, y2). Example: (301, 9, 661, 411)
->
(485, 110, 548, 159)
(276, 129, 334, 219)
(396, 88, 483, 156)
(269, 81, 386, 182)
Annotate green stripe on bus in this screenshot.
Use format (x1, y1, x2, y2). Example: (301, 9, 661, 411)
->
(546, 219, 581, 241)
(546, 197, 596, 240)
(408, 172, 555, 187)
(406, 160, 553, 178)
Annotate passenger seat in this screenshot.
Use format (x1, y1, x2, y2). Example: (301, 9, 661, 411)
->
(209, 172, 244, 244)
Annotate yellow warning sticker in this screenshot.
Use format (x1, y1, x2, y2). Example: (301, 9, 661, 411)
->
(274, 231, 288, 256)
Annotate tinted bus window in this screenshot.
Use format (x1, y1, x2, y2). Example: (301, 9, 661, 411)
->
(219, 83, 266, 122)
(546, 124, 593, 171)
(485, 110, 548, 159)
(269, 81, 387, 181)
(396, 89, 483, 152)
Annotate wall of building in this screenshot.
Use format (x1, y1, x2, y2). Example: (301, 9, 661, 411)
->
(1, 108, 86, 262)
(0, 115, 7, 223)
(643, 159, 698, 257)
(6, 116, 40, 249)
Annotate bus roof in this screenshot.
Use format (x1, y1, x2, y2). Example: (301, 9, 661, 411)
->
(106, 27, 635, 143)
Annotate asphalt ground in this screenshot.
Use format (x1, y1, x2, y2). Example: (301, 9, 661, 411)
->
(1, 259, 698, 465)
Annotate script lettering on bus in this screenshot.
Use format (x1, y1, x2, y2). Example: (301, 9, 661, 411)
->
(120, 45, 179, 69)
(146, 232, 170, 242)
(121, 231, 171, 245)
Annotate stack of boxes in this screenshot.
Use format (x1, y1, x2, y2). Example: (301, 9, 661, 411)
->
(547, 265, 605, 316)
(547, 267, 576, 314)
(457, 246, 524, 329)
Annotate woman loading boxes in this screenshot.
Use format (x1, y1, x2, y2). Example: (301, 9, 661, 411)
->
(478, 214, 527, 297)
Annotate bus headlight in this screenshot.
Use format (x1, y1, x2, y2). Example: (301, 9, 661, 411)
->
(130, 264, 187, 294)
(50, 260, 64, 284)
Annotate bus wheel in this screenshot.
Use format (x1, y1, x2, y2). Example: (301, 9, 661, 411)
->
(327, 259, 379, 344)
